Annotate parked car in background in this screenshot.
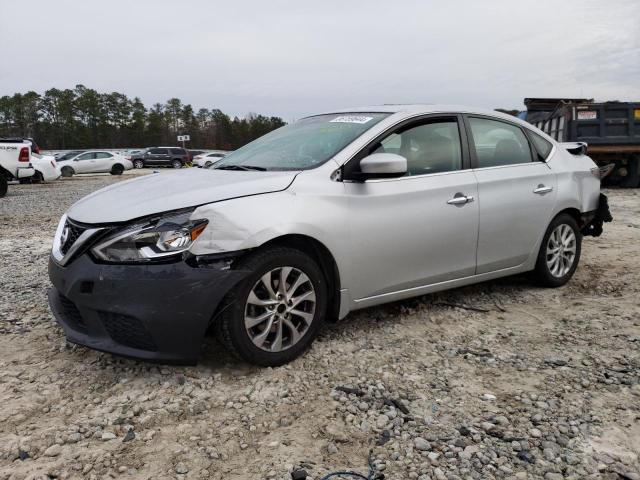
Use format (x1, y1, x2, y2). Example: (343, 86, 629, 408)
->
(130, 147, 190, 169)
(188, 150, 206, 159)
(58, 150, 132, 177)
(21, 153, 60, 183)
(47, 105, 611, 366)
(193, 150, 229, 168)
(0, 137, 35, 197)
(124, 149, 145, 158)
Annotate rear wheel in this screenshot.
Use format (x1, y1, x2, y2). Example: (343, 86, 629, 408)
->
(172, 159, 183, 169)
(0, 175, 7, 198)
(216, 247, 327, 366)
(61, 166, 74, 177)
(110, 164, 124, 175)
(532, 213, 582, 287)
(620, 156, 640, 188)
(134, 159, 144, 169)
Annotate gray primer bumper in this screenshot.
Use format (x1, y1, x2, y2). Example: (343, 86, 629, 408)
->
(48, 254, 249, 364)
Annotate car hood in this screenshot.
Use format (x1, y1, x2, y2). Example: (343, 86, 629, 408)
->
(67, 168, 298, 224)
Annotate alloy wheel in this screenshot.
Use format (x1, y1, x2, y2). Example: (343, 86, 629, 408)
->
(546, 224, 576, 278)
(244, 266, 316, 352)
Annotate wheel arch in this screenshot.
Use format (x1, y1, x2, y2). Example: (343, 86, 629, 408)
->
(248, 234, 342, 323)
(554, 207, 581, 226)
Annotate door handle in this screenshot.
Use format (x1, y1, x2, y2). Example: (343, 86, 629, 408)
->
(533, 185, 553, 194)
(447, 194, 474, 205)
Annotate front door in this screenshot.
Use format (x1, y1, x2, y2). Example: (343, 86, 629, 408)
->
(465, 115, 557, 273)
(147, 148, 170, 166)
(345, 116, 479, 301)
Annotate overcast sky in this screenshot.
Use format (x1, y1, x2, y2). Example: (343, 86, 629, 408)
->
(1, 0, 638, 120)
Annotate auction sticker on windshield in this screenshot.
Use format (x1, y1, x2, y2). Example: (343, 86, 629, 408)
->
(330, 116, 373, 124)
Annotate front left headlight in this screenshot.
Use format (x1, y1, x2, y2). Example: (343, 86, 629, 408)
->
(91, 211, 208, 263)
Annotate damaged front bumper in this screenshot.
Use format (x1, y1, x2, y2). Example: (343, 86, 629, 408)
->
(581, 193, 613, 237)
(48, 254, 249, 364)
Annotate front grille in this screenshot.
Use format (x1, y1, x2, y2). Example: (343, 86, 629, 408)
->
(60, 220, 87, 255)
(59, 295, 88, 333)
(99, 312, 158, 351)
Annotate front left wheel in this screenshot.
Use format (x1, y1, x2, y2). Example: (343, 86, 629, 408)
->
(216, 247, 327, 366)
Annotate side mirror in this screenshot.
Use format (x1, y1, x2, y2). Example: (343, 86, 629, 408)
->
(349, 153, 407, 181)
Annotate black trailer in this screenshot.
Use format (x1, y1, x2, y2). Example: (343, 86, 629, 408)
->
(523, 98, 640, 187)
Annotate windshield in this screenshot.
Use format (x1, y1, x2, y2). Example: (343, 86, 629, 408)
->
(214, 113, 389, 171)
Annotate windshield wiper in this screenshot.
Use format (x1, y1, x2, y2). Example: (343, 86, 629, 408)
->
(214, 164, 267, 171)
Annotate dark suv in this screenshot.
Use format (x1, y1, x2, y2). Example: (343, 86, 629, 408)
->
(131, 147, 190, 169)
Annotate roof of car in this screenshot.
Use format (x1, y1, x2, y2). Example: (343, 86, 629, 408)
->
(308, 104, 530, 127)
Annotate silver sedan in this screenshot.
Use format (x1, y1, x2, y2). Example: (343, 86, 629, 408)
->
(49, 105, 611, 366)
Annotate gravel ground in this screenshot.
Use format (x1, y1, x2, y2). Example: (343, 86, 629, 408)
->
(0, 173, 639, 480)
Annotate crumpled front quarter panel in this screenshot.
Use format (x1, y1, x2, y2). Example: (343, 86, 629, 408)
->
(189, 170, 350, 262)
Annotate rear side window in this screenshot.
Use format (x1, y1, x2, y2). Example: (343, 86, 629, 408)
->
(468, 117, 533, 168)
(528, 130, 553, 160)
(170, 148, 185, 155)
(95, 152, 113, 159)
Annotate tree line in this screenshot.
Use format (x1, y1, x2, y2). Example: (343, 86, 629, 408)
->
(0, 85, 286, 150)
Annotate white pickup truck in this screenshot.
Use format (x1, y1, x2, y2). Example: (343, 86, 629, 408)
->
(0, 138, 35, 197)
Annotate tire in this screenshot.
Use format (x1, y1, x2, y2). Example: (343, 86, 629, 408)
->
(172, 159, 183, 169)
(0, 175, 7, 198)
(532, 213, 582, 287)
(134, 160, 144, 169)
(620, 156, 640, 188)
(216, 247, 328, 366)
(32, 171, 43, 184)
(110, 164, 124, 175)
(61, 166, 74, 178)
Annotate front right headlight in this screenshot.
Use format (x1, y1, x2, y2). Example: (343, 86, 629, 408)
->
(91, 211, 208, 263)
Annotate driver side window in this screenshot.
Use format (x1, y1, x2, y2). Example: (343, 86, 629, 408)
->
(372, 120, 463, 176)
(77, 152, 95, 161)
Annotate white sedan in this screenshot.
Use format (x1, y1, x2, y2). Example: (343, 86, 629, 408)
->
(58, 151, 133, 177)
(20, 154, 61, 183)
(193, 151, 228, 168)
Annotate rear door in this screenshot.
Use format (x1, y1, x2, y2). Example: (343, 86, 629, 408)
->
(73, 152, 97, 173)
(465, 115, 557, 274)
(93, 152, 114, 172)
(170, 148, 186, 164)
(147, 148, 169, 165)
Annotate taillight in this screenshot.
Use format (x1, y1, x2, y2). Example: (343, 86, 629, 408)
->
(18, 147, 30, 162)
